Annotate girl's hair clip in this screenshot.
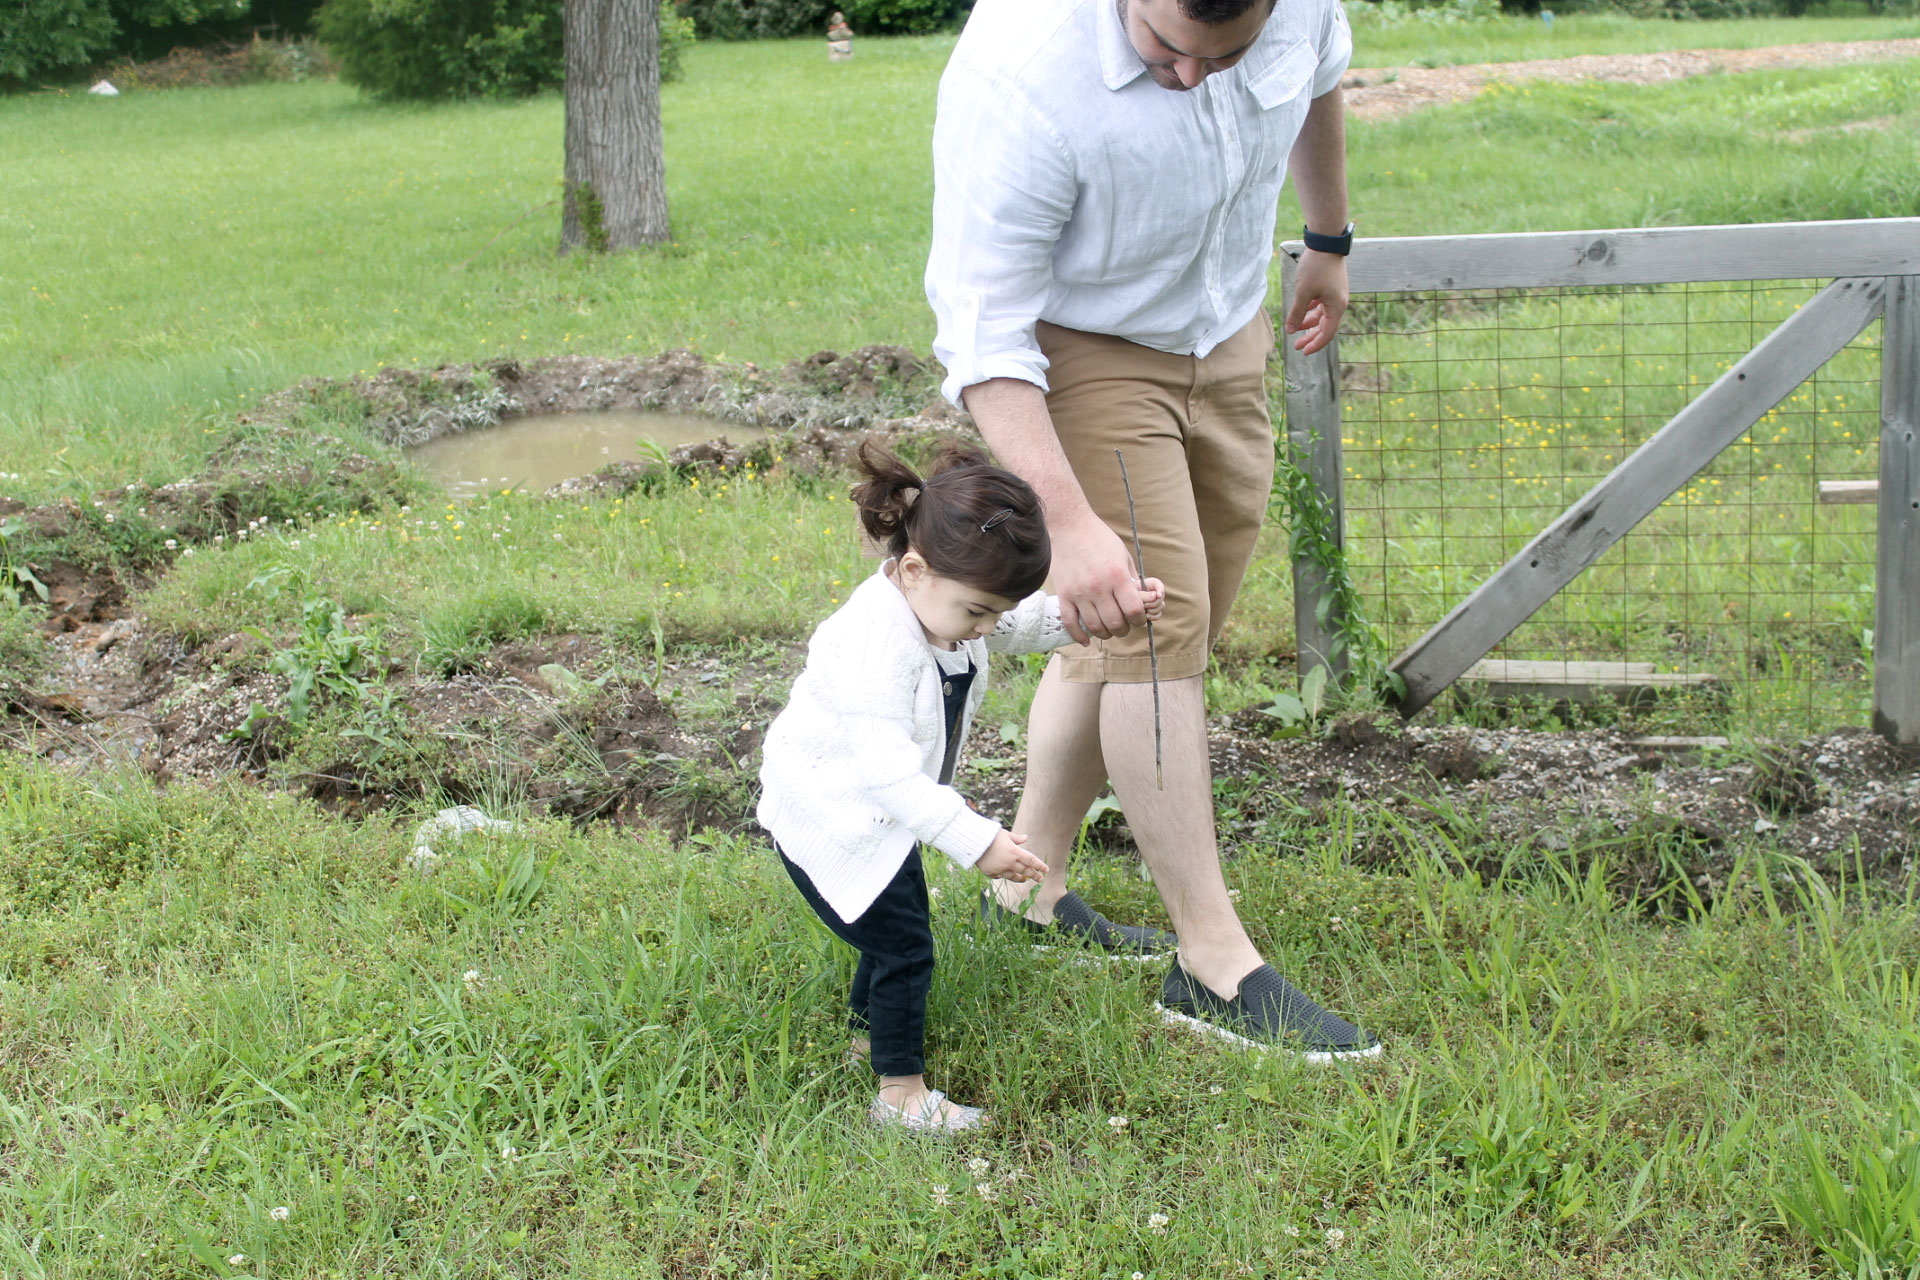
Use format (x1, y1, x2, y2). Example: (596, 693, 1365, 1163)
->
(979, 508, 1015, 533)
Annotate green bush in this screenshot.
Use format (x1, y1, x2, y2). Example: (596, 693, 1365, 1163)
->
(315, 0, 564, 99)
(0, 0, 119, 81)
(676, 0, 828, 39)
(676, 0, 966, 38)
(840, 0, 968, 34)
(315, 0, 694, 100)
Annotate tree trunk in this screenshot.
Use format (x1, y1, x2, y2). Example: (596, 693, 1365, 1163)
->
(561, 0, 670, 253)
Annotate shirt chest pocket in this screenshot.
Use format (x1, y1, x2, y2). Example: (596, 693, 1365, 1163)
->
(1240, 39, 1318, 180)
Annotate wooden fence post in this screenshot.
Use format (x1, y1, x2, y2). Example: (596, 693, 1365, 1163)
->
(1875, 276, 1920, 745)
(1280, 253, 1347, 684)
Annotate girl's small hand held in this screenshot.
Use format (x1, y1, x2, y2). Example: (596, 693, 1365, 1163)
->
(978, 830, 1049, 883)
(1140, 577, 1167, 621)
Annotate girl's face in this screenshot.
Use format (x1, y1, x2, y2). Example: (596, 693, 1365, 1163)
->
(894, 552, 1016, 648)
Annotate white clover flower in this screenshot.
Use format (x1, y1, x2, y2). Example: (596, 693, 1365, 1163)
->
(288, 539, 300, 549)
(228, 1254, 247, 1266)
(1226, 887, 1241, 900)
(930, 1183, 952, 1207)
(974, 1181, 997, 1202)
(1147, 1212, 1169, 1234)
(214, 534, 225, 543)
(1283, 1224, 1300, 1238)
(500, 1140, 518, 1160)
(1208, 1084, 1223, 1095)
(164, 538, 177, 550)
(1108, 1115, 1129, 1129)
(103, 512, 115, 523)
(270, 1205, 290, 1221)
(1325, 1227, 1345, 1248)
(1132, 1272, 1145, 1280)
(463, 969, 483, 987)
(966, 1156, 990, 1176)
(181, 547, 194, 557)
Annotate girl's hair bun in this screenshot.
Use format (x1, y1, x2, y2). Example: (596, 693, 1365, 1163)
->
(850, 438, 1050, 600)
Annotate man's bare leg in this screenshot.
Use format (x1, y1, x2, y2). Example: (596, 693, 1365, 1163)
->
(1100, 675, 1262, 995)
(990, 657, 1108, 924)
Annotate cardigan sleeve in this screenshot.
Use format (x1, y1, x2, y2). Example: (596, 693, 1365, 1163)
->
(985, 590, 1073, 656)
(821, 637, 1001, 869)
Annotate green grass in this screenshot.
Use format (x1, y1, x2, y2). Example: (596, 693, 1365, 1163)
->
(1347, 8, 1920, 69)
(3, 32, 1918, 502)
(3, 755, 1919, 1276)
(7, 26, 1920, 1276)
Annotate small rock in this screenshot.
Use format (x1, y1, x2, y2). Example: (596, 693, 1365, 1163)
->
(1754, 818, 1778, 834)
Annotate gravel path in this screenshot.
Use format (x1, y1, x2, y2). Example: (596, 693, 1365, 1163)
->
(1343, 37, 1920, 120)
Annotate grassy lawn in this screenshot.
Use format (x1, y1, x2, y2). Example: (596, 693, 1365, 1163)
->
(5, 18, 1920, 1278)
(3, 30, 1918, 500)
(1348, 9, 1920, 68)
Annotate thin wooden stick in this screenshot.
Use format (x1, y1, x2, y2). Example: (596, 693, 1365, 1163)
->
(1114, 448, 1162, 789)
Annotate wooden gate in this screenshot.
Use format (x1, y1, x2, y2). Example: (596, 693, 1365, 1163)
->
(1279, 218, 1920, 742)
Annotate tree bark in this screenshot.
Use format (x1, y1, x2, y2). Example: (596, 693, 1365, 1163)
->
(561, 0, 670, 253)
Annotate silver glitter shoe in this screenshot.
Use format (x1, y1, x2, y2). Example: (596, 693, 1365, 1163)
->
(868, 1089, 988, 1133)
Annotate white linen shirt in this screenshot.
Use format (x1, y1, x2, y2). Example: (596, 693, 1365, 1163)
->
(925, 0, 1351, 404)
(756, 563, 1073, 924)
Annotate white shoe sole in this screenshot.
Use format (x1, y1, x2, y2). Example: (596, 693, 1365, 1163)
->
(1154, 1004, 1385, 1064)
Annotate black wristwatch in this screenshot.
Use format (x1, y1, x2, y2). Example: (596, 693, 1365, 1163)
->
(1302, 221, 1355, 256)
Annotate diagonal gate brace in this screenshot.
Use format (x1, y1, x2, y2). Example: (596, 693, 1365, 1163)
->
(1391, 275, 1890, 717)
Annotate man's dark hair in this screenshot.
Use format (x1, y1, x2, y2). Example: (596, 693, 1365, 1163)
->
(1177, 0, 1273, 26)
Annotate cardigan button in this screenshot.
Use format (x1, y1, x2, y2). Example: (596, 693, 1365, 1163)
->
(942, 682, 952, 696)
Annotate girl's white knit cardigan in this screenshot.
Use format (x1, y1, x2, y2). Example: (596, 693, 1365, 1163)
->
(757, 562, 1071, 923)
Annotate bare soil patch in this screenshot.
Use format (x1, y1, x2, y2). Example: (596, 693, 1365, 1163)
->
(1342, 38, 1920, 120)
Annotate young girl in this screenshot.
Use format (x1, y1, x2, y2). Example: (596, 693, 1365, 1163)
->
(758, 440, 1162, 1132)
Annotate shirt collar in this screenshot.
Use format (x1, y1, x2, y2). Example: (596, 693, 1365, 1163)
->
(1097, 0, 1148, 91)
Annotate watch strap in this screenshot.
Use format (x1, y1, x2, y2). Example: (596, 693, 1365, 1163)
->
(1302, 222, 1355, 256)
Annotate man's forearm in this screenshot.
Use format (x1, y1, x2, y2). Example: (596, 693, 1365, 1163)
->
(961, 378, 1099, 531)
(1290, 86, 1348, 235)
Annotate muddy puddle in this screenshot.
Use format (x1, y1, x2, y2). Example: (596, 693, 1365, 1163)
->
(412, 410, 752, 497)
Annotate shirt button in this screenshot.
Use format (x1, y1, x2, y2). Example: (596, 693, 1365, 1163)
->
(943, 682, 953, 695)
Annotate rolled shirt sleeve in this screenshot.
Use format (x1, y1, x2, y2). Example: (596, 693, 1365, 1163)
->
(1312, 0, 1352, 96)
(925, 68, 1078, 407)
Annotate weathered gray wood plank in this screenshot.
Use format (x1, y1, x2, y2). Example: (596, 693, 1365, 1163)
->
(1874, 276, 1920, 744)
(1462, 659, 1720, 705)
(1392, 276, 1888, 717)
(1818, 479, 1880, 505)
(1279, 254, 1348, 684)
(1280, 218, 1920, 293)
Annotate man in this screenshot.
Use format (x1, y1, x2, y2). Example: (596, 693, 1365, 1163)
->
(925, 0, 1378, 1057)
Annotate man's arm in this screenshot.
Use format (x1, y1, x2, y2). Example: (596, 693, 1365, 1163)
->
(961, 378, 1144, 645)
(1285, 85, 1349, 356)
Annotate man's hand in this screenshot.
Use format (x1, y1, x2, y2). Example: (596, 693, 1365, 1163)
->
(1285, 249, 1348, 355)
(1051, 514, 1148, 645)
(977, 830, 1048, 883)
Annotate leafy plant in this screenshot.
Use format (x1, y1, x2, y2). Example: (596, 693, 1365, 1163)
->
(1258, 662, 1330, 737)
(0, 517, 48, 607)
(1269, 427, 1405, 707)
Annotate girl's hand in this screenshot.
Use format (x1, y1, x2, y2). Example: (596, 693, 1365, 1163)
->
(977, 830, 1048, 883)
(1140, 577, 1167, 621)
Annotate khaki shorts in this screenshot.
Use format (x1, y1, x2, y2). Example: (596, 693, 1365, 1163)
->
(1038, 312, 1276, 685)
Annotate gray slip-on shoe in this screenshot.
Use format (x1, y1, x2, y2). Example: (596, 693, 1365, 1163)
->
(977, 888, 1176, 960)
(1156, 962, 1382, 1063)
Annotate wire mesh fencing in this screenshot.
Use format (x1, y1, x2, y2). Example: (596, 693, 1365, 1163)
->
(1332, 278, 1884, 737)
